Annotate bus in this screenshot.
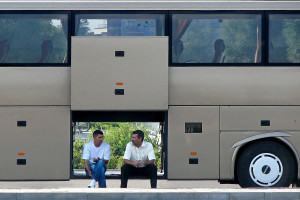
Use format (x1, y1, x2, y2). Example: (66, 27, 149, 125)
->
(0, 0, 300, 188)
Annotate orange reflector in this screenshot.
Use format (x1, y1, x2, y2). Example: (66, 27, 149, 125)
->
(116, 82, 123, 85)
(190, 152, 197, 155)
(18, 152, 25, 156)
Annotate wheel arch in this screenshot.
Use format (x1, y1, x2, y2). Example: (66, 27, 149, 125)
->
(231, 132, 299, 182)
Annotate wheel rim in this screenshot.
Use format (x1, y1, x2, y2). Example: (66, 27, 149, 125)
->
(249, 153, 283, 186)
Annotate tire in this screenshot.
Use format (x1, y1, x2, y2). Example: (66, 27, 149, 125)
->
(237, 140, 295, 188)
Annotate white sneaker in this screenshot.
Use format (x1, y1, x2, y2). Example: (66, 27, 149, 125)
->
(88, 179, 96, 188)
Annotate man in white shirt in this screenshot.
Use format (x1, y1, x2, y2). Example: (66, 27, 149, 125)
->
(121, 130, 157, 188)
(82, 130, 110, 188)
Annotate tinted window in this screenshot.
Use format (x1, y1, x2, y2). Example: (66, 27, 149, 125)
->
(75, 13, 165, 36)
(172, 13, 261, 64)
(0, 13, 68, 64)
(269, 14, 300, 63)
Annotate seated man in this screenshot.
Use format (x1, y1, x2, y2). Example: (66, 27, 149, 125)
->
(121, 130, 157, 188)
(82, 130, 110, 188)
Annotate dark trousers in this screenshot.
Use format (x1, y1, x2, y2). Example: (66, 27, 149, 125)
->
(121, 164, 157, 188)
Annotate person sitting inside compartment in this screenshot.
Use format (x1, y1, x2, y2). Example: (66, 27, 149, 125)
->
(82, 130, 110, 188)
(121, 130, 157, 188)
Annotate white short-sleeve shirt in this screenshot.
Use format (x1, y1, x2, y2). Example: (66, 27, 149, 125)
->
(123, 141, 156, 162)
(82, 141, 110, 164)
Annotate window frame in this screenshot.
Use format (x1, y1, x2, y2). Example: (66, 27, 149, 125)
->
(1, 10, 299, 67)
(266, 11, 300, 66)
(0, 10, 71, 67)
(72, 10, 168, 37)
(169, 11, 266, 67)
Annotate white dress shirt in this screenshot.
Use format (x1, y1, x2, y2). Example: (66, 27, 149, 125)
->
(123, 141, 156, 162)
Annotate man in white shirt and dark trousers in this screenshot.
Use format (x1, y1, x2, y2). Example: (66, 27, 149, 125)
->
(82, 130, 110, 188)
(121, 130, 157, 188)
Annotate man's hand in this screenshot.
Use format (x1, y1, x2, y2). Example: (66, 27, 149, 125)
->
(124, 159, 146, 168)
(130, 160, 139, 167)
(135, 160, 145, 168)
(93, 157, 100, 162)
(84, 159, 93, 177)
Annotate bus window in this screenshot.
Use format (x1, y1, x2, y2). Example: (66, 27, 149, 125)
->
(75, 13, 165, 36)
(171, 13, 262, 64)
(0, 13, 69, 64)
(269, 14, 300, 63)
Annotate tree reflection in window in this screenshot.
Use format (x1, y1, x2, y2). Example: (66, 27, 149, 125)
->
(172, 13, 261, 64)
(269, 14, 300, 63)
(0, 13, 68, 64)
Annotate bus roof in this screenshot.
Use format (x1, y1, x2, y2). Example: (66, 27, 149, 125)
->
(0, 0, 300, 11)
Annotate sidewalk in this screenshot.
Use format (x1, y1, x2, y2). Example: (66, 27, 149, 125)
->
(0, 179, 240, 189)
(1, 180, 300, 200)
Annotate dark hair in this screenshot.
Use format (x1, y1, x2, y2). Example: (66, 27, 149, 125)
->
(132, 130, 144, 141)
(93, 130, 104, 137)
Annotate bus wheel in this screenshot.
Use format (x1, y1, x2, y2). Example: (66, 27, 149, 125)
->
(237, 140, 295, 188)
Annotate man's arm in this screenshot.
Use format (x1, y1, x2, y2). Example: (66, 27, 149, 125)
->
(147, 143, 156, 165)
(124, 159, 140, 167)
(103, 143, 110, 164)
(124, 159, 154, 167)
(82, 144, 92, 176)
(84, 160, 92, 177)
(143, 159, 155, 165)
(123, 143, 136, 165)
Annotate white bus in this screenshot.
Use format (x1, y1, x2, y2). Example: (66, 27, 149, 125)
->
(0, 0, 300, 188)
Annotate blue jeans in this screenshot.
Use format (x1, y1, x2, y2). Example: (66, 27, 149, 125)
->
(88, 160, 107, 188)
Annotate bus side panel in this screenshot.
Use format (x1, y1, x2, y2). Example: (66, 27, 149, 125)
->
(0, 106, 70, 180)
(168, 106, 219, 179)
(0, 67, 70, 106)
(220, 131, 300, 180)
(219, 106, 300, 180)
(221, 106, 300, 131)
(71, 37, 168, 111)
(169, 67, 300, 106)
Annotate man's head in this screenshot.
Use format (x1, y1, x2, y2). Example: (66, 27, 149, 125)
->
(93, 130, 104, 147)
(131, 130, 144, 147)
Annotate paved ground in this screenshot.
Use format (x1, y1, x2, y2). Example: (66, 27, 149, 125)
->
(0, 179, 241, 189)
(1, 180, 300, 200)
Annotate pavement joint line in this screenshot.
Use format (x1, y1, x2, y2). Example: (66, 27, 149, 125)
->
(0, 188, 300, 193)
